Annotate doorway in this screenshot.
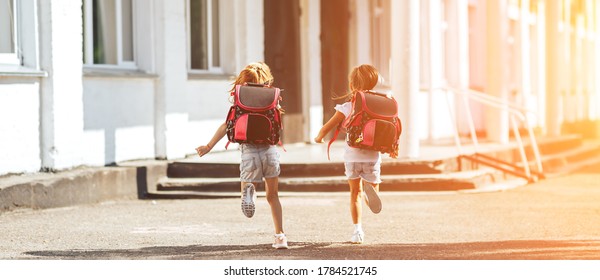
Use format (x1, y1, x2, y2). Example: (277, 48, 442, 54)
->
(320, 0, 350, 124)
(264, 0, 303, 143)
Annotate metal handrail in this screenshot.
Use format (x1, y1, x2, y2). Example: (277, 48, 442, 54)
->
(427, 86, 544, 180)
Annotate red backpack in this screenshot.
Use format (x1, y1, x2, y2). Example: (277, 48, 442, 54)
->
(225, 83, 283, 148)
(328, 90, 401, 159)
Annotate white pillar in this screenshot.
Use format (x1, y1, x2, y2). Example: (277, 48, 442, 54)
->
(485, 0, 509, 143)
(233, 0, 265, 71)
(545, 0, 562, 136)
(446, 0, 470, 135)
(535, 1, 547, 129)
(153, 0, 189, 159)
(583, 17, 592, 121)
(391, 0, 419, 158)
(519, 0, 533, 121)
(39, 0, 85, 170)
(300, 0, 323, 142)
(566, 14, 579, 123)
(426, 0, 443, 141)
(596, 0, 600, 120)
(351, 0, 371, 66)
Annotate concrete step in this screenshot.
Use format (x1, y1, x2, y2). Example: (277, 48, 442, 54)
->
(167, 135, 583, 179)
(166, 158, 456, 179)
(458, 135, 588, 173)
(147, 171, 527, 199)
(149, 135, 588, 199)
(534, 134, 583, 156)
(538, 140, 600, 174)
(490, 139, 600, 176)
(157, 168, 504, 193)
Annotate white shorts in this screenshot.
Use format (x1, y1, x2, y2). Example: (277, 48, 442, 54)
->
(344, 161, 382, 184)
(240, 144, 280, 183)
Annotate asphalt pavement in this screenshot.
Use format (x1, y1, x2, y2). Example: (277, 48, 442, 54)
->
(1, 163, 600, 260)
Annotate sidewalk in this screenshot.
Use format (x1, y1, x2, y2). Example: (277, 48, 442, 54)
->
(2, 136, 588, 213)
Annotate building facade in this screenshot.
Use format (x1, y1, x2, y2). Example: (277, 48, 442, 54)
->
(1, 0, 599, 176)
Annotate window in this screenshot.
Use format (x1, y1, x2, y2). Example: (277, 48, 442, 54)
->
(0, 0, 20, 65)
(83, 0, 135, 68)
(188, 0, 221, 72)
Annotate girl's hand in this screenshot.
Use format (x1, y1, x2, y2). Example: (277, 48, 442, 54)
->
(195, 144, 212, 157)
(314, 137, 324, 144)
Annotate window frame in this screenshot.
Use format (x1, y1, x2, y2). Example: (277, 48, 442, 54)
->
(186, 0, 223, 74)
(82, 0, 137, 69)
(0, 0, 21, 65)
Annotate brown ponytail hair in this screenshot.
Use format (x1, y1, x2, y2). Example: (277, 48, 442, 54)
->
(333, 64, 379, 101)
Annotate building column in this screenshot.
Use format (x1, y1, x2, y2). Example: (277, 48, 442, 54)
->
(235, 0, 265, 69)
(519, 0, 533, 121)
(39, 0, 85, 170)
(446, 0, 470, 136)
(153, 0, 189, 159)
(566, 7, 578, 123)
(596, 0, 600, 120)
(535, 2, 547, 129)
(485, 0, 509, 143)
(391, 0, 419, 158)
(424, 0, 443, 141)
(584, 5, 595, 121)
(300, 0, 323, 142)
(545, 0, 562, 136)
(350, 0, 371, 66)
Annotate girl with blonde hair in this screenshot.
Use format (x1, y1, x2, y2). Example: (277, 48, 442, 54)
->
(196, 62, 288, 249)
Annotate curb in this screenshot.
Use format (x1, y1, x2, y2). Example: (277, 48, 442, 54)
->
(0, 162, 167, 213)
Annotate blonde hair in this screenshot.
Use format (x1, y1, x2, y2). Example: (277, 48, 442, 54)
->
(229, 62, 283, 113)
(230, 62, 274, 92)
(334, 64, 379, 101)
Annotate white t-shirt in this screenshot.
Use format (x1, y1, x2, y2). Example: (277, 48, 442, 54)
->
(334, 102, 381, 163)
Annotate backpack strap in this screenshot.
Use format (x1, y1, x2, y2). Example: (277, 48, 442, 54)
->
(326, 122, 343, 161)
(278, 114, 286, 152)
(278, 140, 286, 152)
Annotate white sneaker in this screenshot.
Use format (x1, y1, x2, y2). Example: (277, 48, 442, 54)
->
(363, 183, 382, 214)
(241, 183, 256, 218)
(272, 234, 289, 249)
(350, 230, 364, 244)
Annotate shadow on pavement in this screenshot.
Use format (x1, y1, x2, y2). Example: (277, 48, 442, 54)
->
(23, 240, 600, 260)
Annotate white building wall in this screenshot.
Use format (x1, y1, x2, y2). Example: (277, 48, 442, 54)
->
(392, 0, 420, 158)
(0, 0, 269, 176)
(153, 0, 190, 160)
(186, 80, 234, 153)
(0, 81, 41, 174)
(0, 0, 43, 175)
(82, 78, 156, 165)
(155, 0, 265, 159)
(38, 0, 86, 170)
(300, 0, 322, 142)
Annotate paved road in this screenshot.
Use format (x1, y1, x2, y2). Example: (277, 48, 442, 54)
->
(1, 164, 600, 260)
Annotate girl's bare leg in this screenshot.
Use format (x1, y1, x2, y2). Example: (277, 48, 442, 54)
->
(264, 177, 284, 234)
(348, 178, 363, 224)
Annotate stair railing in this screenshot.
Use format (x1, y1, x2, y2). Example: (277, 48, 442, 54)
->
(429, 86, 544, 182)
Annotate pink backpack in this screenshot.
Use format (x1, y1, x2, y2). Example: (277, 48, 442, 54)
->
(225, 83, 283, 148)
(328, 90, 401, 159)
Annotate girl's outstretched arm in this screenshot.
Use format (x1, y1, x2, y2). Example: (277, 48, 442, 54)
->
(314, 111, 346, 143)
(196, 122, 227, 156)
